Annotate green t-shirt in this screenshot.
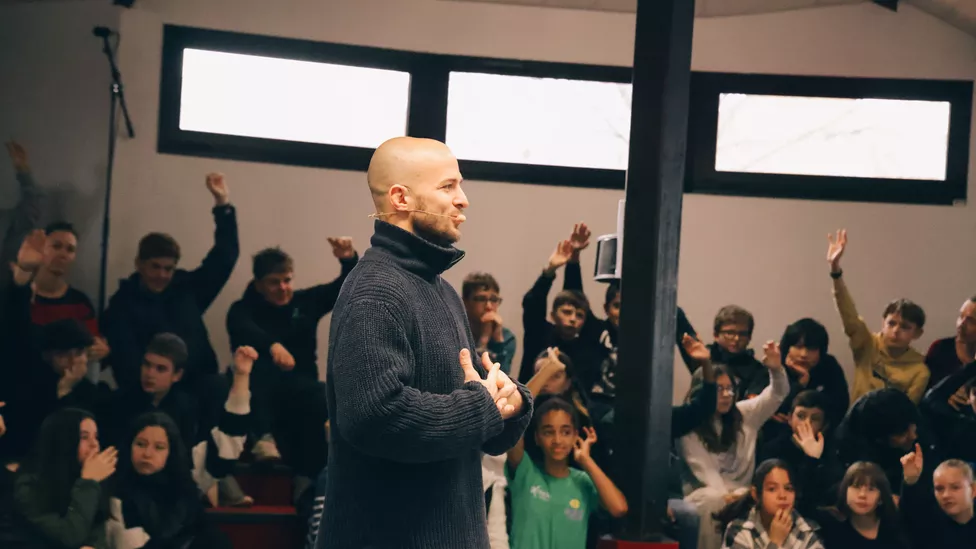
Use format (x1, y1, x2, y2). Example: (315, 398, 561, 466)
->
(506, 457, 599, 549)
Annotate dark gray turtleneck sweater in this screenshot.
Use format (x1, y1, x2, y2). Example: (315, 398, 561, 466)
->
(320, 221, 533, 549)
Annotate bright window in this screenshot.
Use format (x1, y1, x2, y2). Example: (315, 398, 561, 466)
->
(715, 94, 951, 180)
(446, 72, 632, 170)
(179, 48, 411, 148)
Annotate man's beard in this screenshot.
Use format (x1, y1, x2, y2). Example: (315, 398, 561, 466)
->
(410, 197, 457, 246)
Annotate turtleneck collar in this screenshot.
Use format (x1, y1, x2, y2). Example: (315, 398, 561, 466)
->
(369, 220, 464, 280)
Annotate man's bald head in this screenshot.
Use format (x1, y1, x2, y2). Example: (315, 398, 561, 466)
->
(366, 137, 468, 244)
(367, 137, 458, 211)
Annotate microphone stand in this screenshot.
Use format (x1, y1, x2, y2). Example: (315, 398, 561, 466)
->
(95, 30, 135, 316)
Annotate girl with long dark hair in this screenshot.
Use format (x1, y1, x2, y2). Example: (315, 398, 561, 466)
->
(13, 407, 117, 549)
(105, 346, 255, 549)
(678, 341, 790, 549)
(715, 459, 823, 549)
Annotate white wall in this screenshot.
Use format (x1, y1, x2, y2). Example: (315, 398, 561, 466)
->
(107, 0, 976, 402)
(0, 0, 121, 302)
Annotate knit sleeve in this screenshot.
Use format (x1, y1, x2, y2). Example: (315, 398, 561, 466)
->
(330, 299, 507, 463)
(481, 382, 533, 456)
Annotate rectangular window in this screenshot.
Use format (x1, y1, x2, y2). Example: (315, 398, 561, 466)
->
(179, 48, 411, 149)
(446, 71, 632, 171)
(715, 94, 951, 181)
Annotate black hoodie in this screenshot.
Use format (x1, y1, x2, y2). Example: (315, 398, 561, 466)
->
(226, 254, 358, 382)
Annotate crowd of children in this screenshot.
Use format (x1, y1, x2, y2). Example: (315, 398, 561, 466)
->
(1, 140, 975, 549)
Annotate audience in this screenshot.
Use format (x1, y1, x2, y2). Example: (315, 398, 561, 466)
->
(679, 341, 790, 549)
(11, 408, 116, 549)
(0, 141, 42, 326)
(463, 272, 517, 375)
(920, 360, 976, 463)
(704, 306, 769, 401)
(102, 173, 239, 393)
(715, 459, 825, 549)
(815, 461, 910, 549)
(827, 229, 929, 404)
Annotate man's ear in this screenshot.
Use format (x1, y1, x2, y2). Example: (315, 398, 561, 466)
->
(173, 369, 184, 383)
(388, 184, 410, 213)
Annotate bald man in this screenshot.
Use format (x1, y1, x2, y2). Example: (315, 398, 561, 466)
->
(319, 137, 533, 549)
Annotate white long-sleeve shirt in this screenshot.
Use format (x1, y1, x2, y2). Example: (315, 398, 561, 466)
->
(680, 367, 789, 494)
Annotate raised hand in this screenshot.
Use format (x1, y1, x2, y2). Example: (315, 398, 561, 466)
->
(573, 426, 598, 464)
(900, 443, 924, 486)
(568, 223, 592, 256)
(768, 508, 793, 546)
(270, 343, 295, 371)
(327, 237, 356, 260)
(81, 447, 118, 482)
(827, 229, 847, 273)
(5, 141, 30, 173)
(234, 345, 259, 376)
(948, 386, 969, 411)
(792, 421, 825, 459)
(88, 337, 111, 362)
(16, 230, 46, 273)
(784, 355, 811, 387)
(761, 341, 783, 370)
(57, 354, 89, 398)
(681, 333, 710, 365)
(205, 172, 230, 206)
(546, 239, 575, 272)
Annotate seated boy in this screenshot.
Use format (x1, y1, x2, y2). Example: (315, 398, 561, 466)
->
(462, 272, 517, 375)
(827, 229, 929, 403)
(702, 305, 768, 400)
(518, 227, 607, 394)
(901, 455, 976, 548)
(757, 390, 842, 513)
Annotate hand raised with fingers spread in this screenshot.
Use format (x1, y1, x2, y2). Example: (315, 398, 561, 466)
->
(205, 173, 230, 206)
(761, 341, 783, 370)
(827, 229, 847, 273)
(547, 239, 575, 272)
(327, 237, 356, 259)
(900, 443, 924, 486)
(5, 141, 29, 174)
(573, 426, 598, 464)
(16, 230, 46, 273)
(681, 333, 710, 365)
(792, 421, 825, 459)
(568, 223, 591, 256)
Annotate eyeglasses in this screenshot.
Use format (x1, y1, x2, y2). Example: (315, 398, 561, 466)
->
(717, 329, 751, 340)
(471, 296, 503, 305)
(717, 385, 736, 396)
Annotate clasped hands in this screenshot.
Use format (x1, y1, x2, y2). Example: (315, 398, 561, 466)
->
(460, 349, 523, 420)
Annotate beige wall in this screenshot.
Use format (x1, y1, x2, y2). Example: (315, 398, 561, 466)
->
(109, 0, 976, 402)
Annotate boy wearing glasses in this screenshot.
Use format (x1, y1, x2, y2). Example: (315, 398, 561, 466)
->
(462, 272, 516, 375)
(708, 305, 769, 401)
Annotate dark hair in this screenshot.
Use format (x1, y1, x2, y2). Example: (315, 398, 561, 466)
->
(534, 397, 580, 431)
(966, 377, 976, 396)
(713, 305, 754, 335)
(462, 272, 500, 300)
(138, 232, 181, 262)
(44, 221, 77, 237)
(882, 299, 925, 329)
(534, 348, 575, 374)
(18, 408, 109, 521)
(553, 290, 589, 314)
(688, 364, 743, 453)
(714, 459, 795, 532)
(605, 281, 620, 306)
(118, 412, 195, 494)
(791, 389, 829, 415)
(832, 462, 905, 538)
(856, 389, 920, 443)
(252, 247, 293, 280)
(39, 318, 94, 353)
(780, 318, 829, 356)
(145, 333, 188, 371)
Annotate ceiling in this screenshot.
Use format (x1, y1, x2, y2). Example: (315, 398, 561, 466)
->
(441, 0, 976, 37)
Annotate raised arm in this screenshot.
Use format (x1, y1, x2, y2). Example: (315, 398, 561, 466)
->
(562, 223, 602, 339)
(738, 342, 790, 428)
(0, 142, 42, 295)
(302, 237, 359, 320)
(330, 300, 507, 463)
(575, 427, 628, 517)
(828, 230, 873, 354)
(672, 334, 718, 438)
(188, 173, 239, 311)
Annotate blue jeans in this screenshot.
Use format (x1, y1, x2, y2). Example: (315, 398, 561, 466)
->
(667, 498, 700, 549)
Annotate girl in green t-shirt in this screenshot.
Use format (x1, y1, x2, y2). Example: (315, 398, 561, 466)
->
(506, 396, 628, 549)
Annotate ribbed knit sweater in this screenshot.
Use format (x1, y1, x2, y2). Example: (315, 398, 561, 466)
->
(320, 221, 533, 549)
